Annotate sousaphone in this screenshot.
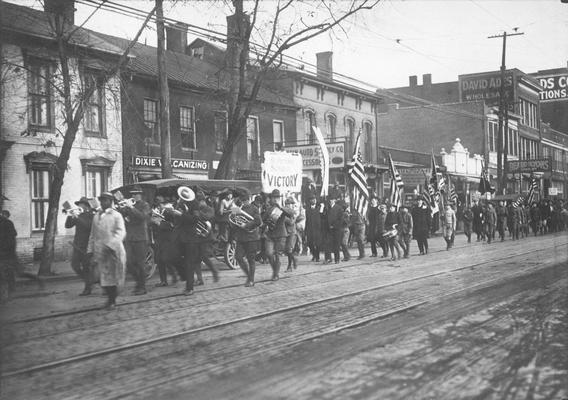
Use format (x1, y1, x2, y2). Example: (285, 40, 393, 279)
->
(177, 186, 195, 202)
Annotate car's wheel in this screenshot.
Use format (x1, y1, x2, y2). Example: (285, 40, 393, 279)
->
(223, 241, 238, 270)
(145, 247, 157, 280)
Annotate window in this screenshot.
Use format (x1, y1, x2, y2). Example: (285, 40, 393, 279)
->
(83, 74, 104, 136)
(506, 127, 519, 157)
(273, 120, 284, 150)
(520, 137, 538, 159)
(364, 121, 373, 161)
(488, 121, 497, 152)
(214, 111, 227, 152)
(28, 59, 52, 131)
(144, 99, 159, 144)
(31, 168, 50, 231)
(246, 116, 260, 161)
(326, 113, 337, 140)
(305, 110, 316, 144)
(85, 168, 108, 198)
(191, 46, 204, 59)
(346, 118, 356, 147)
(519, 98, 538, 129)
(179, 106, 196, 149)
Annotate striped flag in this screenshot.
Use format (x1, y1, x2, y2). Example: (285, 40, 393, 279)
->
(448, 175, 457, 204)
(513, 195, 525, 208)
(388, 153, 404, 210)
(347, 131, 369, 217)
(527, 178, 538, 204)
(477, 158, 495, 194)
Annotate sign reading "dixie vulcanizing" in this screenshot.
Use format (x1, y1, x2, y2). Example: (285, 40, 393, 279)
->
(132, 156, 209, 170)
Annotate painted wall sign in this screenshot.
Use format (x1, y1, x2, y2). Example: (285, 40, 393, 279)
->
(132, 156, 209, 170)
(459, 72, 514, 107)
(538, 74, 568, 102)
(285, 141, 345, 170)
(506, 158, 551, 174)
(261, 151, 303, 194)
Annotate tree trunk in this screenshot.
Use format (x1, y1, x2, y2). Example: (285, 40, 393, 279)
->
(214, 130, 241, 179)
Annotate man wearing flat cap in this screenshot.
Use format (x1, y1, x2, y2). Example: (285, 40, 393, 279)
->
(87, 192, 126, 310)
(120, 186, 151, 295)
(65, 196, 95, 295)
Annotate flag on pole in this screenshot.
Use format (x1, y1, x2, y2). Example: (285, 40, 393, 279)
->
(429, 152, 442, 212)
(311, 126, 329, 198)
(388, 153, 404, 211)
(527, 177, 538, 204)
(477, 158, 495, 194)
(347, 130, 369, 217)
(448, 175, 457, 204)
(513, 195, 525, 208)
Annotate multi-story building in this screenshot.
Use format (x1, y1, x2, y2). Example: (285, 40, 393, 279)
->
(1, 1, 125, 262)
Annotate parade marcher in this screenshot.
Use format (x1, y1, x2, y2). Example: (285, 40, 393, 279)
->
(177, 188, 215, 295)
(412, 198, 431, 254)
(216, 190, 233, 242)
(512, 203, 522, 240)
(150, 195, 179, 287)
(339, 201, 352, 262)
(442, 203, 456, 250)
(529, 202, 541, 237)
(384, 204, 403, 261)
(262, 189, 293, 281)
(377, 204, 389, 258)
(64, 197, 95, 295)
(398, 205, 413, 258)
(192, 190, 219, 286)
(367, 197, 380, 257)
(320, 197, 335, 264)
(305, 195, 322, 262)
(496, 201, 508, 242)
(484, 203, 497, 244)
(232, 189, 262, 287)
(462, 204, 473, 244)
(327, 196, 345, 263)
(349, 206, 366, 259)
(539, 200, 551, 234)
(472, 200, 484, 241)
(121, 187, 151, 295)
(284, 197, 301, 272)
(87, 192, 126, 310)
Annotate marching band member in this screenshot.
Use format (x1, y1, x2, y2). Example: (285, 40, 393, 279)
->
(261, 189, 293, 281)
(232, 189, 262, 287)
(64, 197, 95, 296)
(150, 195, 179, 287)
(305, 194, 322, 262)
(284, 197, 301, 272)
(193, 190, 219, 286)
(121, 187, 151, 295)
(177, 187, 214, 295)
(87, 192, 126, 310)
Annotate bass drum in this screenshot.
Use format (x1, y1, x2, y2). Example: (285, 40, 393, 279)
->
(223, 240, 239, 270)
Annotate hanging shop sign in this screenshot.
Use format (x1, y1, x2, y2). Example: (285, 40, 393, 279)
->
(506, 158, 551, 174)
(537, 74, 568, 102)
(261, 151, 303, 194)
(132, 155, 209, 171)
(285, 141, 345, 170)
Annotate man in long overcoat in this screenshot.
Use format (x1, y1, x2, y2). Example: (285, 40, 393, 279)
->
(65, 197, 95, 295)
(367, 197, 380, 257)
(484, 203, 497, 244)
(472, 200, 484, 241)
(305, 195, 322, 262)
(412, 199, 431, 255)
(87, 192, 126, 310)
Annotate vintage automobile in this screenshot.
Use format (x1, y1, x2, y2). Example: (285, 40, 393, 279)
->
(111, 178, 263, 279)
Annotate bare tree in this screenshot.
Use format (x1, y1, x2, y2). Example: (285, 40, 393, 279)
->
(214, 0, 380, 179)
(32, 6, 157, 275)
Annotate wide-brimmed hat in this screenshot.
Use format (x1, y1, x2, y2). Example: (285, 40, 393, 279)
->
(285, 196, 296, 205)
(130, 186, 143, 195)
(270, 189, 281, 198)
(237, 188, 251, 201)
(74, 196, 90, 207)
(98, 192, 114, 201)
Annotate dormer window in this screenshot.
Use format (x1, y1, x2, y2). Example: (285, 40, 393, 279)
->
(191, 47, 204, 59)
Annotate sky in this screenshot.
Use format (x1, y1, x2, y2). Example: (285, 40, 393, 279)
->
(12, 0, 568, 89)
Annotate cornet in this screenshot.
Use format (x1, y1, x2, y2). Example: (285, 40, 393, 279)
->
(62, 207, 83, 217)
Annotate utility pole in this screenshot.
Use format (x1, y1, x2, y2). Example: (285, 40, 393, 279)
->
(156, 0, 173, 178)
(488, 30, 523, 194)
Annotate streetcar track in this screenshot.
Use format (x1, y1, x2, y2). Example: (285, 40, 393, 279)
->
(1, 247, 563, 380)
(2, 241, 563, 348)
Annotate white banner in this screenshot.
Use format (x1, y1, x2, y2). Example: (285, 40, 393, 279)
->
(261, 151, 303, 194)
(311, 126, 329, 198)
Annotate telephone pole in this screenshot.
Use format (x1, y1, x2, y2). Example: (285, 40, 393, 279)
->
(156, 0, 173, 178)
(488, 30, 524, 194)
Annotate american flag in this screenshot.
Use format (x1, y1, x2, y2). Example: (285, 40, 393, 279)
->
(388, 153, 404, 210)
(527, 177, 539, 204)
(347, 131, 369, 216)
(477, 158, 495, 194)
(448, 175, 457, 204)
(513, 195, 525, 208)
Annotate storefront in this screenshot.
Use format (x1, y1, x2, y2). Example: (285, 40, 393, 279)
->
(128, 155, 209, 183)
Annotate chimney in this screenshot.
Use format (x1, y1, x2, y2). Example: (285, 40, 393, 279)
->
(166, 23, 188, 53)
(44, 0, 75, 25)
(423, 73, 432, 87)
(409, 75, 418, 87)
(316, 51, 333, 80)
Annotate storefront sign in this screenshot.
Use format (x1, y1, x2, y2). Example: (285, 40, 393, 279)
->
(506, 159, 551, 173)
(285, 141, 345, 170)
(386, 167, 431, 186)
(538, 74, 568, 102)
(261, 151, 303, 193)
(459, 72, 514, 107)
(132, 156, 208, 171)
(548, 187, 558, 196)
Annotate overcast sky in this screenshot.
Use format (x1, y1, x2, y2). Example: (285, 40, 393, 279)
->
(14, 0, 568, 89)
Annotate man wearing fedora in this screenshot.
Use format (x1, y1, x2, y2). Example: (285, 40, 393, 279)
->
(65, 196, 95, 295)
(87, 192, 126, 310)
(121, 186, 151, 295)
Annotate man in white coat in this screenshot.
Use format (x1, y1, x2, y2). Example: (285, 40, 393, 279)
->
(88, 192, 126, 310)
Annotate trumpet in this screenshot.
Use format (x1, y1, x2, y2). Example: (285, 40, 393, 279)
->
(62, 206, 83, 216)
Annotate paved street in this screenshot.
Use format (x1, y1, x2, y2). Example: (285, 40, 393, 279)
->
(0, 232, 567, 400)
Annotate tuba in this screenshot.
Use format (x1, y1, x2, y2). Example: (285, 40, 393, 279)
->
(196, 220, 212, 237)
(177, 186, 195, 202)
(382, 224, 398, 239)
(229, 208, 255, 233)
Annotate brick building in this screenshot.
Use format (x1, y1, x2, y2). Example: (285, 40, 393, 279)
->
(1, 1, 125, 262)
